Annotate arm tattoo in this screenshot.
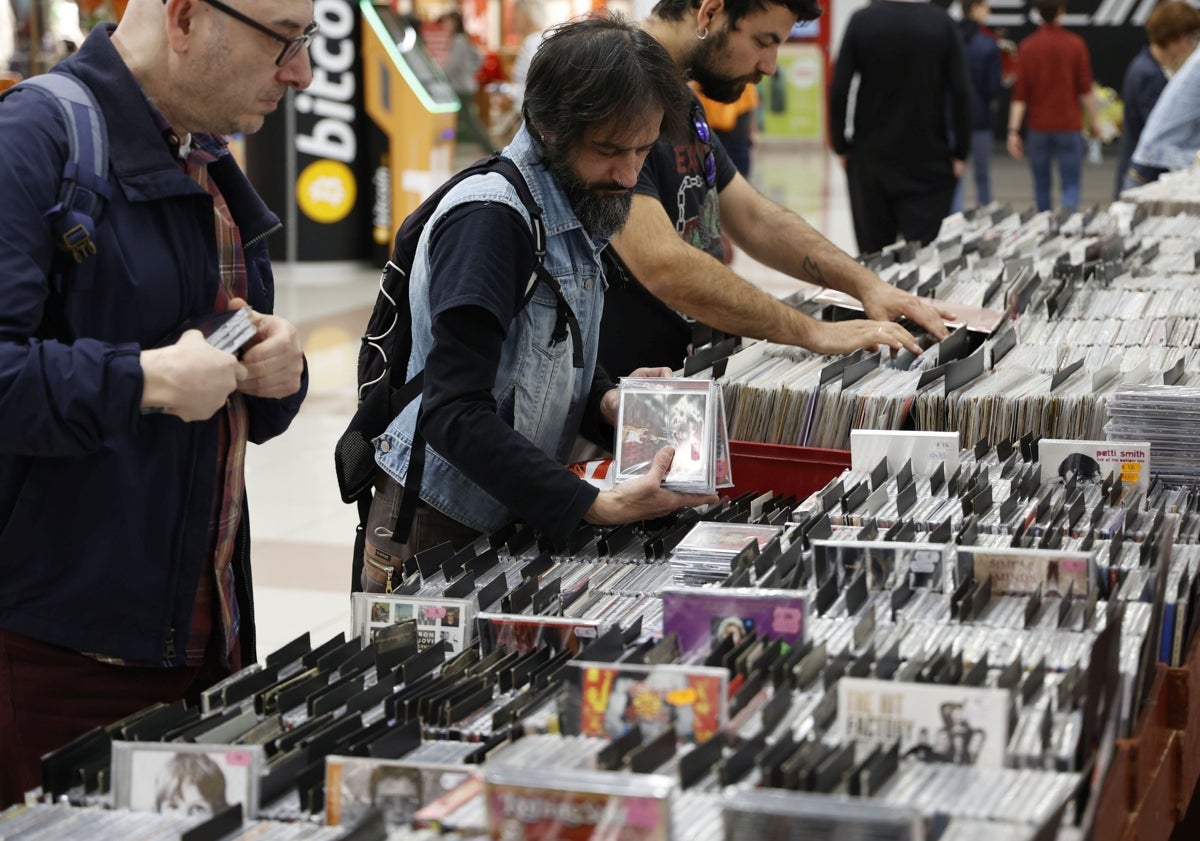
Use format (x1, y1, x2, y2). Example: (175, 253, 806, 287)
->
(802, 256, 827, 287)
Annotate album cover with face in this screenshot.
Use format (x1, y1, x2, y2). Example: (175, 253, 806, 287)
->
(110, 741, 264, 818)
(660, 586, 807, 661)
(324, 756, 476, 830)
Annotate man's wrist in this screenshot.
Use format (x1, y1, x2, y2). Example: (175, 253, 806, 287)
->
(1008, 128, 1020, 134)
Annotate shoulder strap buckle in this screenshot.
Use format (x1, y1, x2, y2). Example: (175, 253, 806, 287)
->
(58, 223, 97, 264)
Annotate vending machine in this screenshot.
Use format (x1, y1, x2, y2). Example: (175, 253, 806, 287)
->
(360, 1, 459, 258)
(244, 0, 458, 262)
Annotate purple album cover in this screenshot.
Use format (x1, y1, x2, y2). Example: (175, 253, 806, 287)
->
(660, 587, 808, 660)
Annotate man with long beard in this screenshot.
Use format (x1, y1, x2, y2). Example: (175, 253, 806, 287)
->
(598, 0, 952, 380)
(360, 14, 717, 588)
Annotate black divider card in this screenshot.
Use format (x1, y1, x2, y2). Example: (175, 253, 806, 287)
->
(413, 541, 457, 581)
(265, 632, 311, 671)
(443, 572, 476, 600)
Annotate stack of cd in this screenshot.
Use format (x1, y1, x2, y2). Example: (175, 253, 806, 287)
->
(614, 377, 732, 494)
(669, 522, 784, 583)
(1107, 384, 1200, 483)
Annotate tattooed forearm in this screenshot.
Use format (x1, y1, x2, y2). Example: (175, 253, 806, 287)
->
(802, 256, 827, 286)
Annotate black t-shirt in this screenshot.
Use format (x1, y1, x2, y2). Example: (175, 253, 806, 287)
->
(418, 201, 610, 541)
(599, 97, 739, 378)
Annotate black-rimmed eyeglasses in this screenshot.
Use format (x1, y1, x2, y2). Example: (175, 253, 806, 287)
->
(198, 0, 319, 66)
(691, 103, 717, 187)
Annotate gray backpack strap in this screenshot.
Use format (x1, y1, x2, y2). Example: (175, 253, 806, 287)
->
(1, 73, 110, 264)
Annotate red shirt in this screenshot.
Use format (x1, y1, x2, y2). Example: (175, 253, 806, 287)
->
(1012, 23, 1093, 132)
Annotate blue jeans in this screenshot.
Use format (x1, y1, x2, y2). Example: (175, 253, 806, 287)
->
(1025, 131, 1084, 212)
(952, 129, 995, 211)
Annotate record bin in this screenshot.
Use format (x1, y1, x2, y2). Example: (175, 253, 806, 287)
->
(722, 440, 851, 501)
(1094, 629, 1200, 841)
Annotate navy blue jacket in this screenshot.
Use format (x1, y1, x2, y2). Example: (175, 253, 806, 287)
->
(1115, 47, 1167, 197)
(961, 21, 1002, 131)
(0, 25, 306, 666)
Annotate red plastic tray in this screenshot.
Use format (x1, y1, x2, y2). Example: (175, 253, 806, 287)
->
(722, 440, 851, 501)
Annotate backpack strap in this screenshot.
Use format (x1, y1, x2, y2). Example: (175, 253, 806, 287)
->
(487, 156, 584, 370)
(393, 155, 582, 545)
(1, 73, 110, 264)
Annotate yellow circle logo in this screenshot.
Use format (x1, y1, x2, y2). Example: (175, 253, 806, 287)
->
(296, 160, 356, 224)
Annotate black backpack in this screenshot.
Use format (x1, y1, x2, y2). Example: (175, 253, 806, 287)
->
(0, 72, 110, 267)
(334, 155, 582, 584)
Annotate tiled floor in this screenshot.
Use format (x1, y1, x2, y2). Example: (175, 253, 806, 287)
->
(246, 139, 1124, 658)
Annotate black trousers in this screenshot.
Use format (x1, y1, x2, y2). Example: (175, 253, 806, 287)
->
(846, 156, 957, 255)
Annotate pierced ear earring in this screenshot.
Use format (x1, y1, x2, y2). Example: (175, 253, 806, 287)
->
(696, 26, 709, 40)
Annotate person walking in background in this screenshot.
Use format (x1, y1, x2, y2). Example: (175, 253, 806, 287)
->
(1006, 0, 1097, 212)
(439, 10, 491, 152)
(952, 0, 1003, 211)
(508, 0, 545, 112)
(828, 0, 971, 253)
(696, 82, 759, 178)
(1130, 44, 1200, 188)
(1115, 0, 1200, 196)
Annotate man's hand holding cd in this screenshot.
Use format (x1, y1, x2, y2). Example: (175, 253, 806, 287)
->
(226, 297, 304, 400)
(585, 445, 717, 525)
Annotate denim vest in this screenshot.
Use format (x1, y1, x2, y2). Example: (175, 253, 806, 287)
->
(374, 128, 608, 533)
(1132, 47, 1200, 173)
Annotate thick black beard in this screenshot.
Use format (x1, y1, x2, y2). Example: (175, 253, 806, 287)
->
(548, 155, 634, 241)
(689, 29, 754, 104)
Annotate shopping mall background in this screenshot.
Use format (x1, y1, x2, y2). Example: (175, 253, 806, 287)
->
(0, 0, 1162, 662)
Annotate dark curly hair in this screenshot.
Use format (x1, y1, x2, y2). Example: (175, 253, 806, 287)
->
(522, 12, 692, 158)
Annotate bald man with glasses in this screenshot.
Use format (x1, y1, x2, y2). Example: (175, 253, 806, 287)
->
(0, 0, 312, 803)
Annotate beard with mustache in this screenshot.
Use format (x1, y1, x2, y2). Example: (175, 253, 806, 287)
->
(689, 26, 762, 104)
(548, 153, 635, 241)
